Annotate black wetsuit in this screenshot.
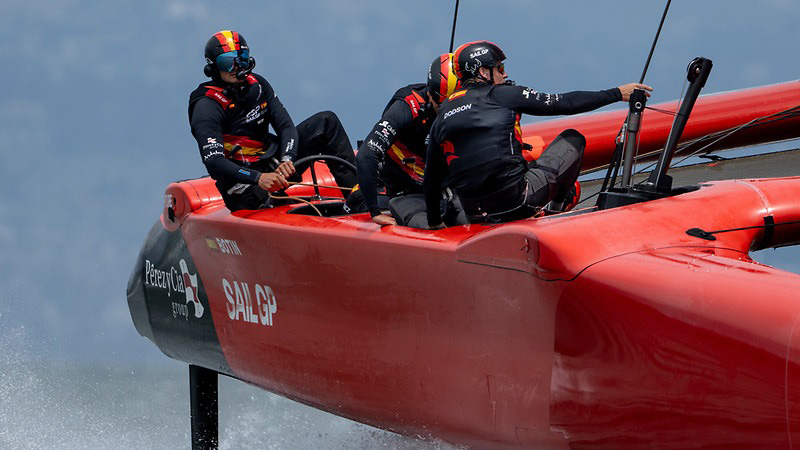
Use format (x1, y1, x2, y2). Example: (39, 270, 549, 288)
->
(424, 81, 621, 225)
(189, 73, 356, 211)
(354, 84, 436, 226)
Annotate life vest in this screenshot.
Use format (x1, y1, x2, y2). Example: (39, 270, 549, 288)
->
(380, 84, 435, 187)
(188, 75, 275, 164)
(431, 83, 527, 194)
(199, 74, 259, 110)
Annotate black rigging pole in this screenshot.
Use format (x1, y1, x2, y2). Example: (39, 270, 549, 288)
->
(644, 57, 713, 193)
(620, 0, 671, 188)
(449, 0, 460, 53)
(597, 0, 671, 209)
(640, 0, 671, 84)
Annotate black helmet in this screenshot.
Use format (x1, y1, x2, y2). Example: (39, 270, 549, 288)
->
(453, 41, 506, 80)
(426, 53, 460, 104)
(203, 30, 256, 78)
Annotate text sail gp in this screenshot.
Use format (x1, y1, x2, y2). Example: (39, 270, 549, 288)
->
(222, 278, 278, 326)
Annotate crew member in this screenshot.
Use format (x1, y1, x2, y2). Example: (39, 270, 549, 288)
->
(189, 30, 357, 211)
(424, 41, 652, 227)
(354, 54, 462, 227)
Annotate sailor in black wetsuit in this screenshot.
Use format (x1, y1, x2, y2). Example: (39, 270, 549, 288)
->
(424, 41, 652, 227)
(188, 30, 357, 211)
(352, 54, 462, 227)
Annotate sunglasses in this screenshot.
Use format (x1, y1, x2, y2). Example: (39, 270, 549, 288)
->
(215, 49, 250, 73)
(494, 63, 505, 75)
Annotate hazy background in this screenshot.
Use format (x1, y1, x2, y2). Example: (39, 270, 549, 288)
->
(1, 0, 798, 448)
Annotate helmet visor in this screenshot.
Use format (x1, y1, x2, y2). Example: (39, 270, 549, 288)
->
(215, 49, 249, 73)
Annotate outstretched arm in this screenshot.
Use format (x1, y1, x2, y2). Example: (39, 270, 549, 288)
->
(617, 83, 653, 101)
(489, 83, 651, 116)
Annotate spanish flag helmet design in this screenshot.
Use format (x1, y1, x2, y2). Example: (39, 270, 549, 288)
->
(427, 53, 461, 104)
(203, 30, 256, 78)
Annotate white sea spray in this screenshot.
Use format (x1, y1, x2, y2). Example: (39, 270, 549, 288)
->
(0, 318, 460, 450)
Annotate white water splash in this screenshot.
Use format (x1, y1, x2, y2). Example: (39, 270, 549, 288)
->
(0, 327, 461, 450)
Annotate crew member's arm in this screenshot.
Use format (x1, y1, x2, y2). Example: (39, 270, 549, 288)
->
(423, 132, 446, 228)
(490, 83, 651, 116)
(262, 78, 300, 177)
(191, 98, 288, 191)
(356, 100, 412, 223)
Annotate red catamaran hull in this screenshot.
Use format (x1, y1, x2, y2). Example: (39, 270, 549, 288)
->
(128, 81, 800, 449)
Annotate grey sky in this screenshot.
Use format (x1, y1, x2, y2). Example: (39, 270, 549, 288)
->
(0, 0, 798, 364)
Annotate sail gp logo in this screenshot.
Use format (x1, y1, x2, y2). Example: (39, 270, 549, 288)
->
(222, 278, 277, 326)
(144, 258, 205, 321)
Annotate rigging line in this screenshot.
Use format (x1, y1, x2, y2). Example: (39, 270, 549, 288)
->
(645, 106, 677, 116)
(625, 104, 800, 180)
(672, 73, 689, 125)
(668, 106, 800, 168)
(288, 181, 354, 191)
(663, 113, 800, 162)
(576, 189, 602, 206)
(693, 219, 800, 236)
(267, 192, 323, 216)
(449, 0, 460, 53)
(581, 106, 800, 206)
(623, 105, 800, 179)
(597, 0, 672, 196)
(583, 107, 800, 194)
(608, 52, 688, 189)
(669, 125, 758, 168)
(267, 181, 356, 217)
(686, 105, 800, 144)
(269, 191, 330, 215)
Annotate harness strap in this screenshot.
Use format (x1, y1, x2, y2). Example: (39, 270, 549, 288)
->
(403, 91, 426, 119)
(204, 86, 233, 108)
(203, 76, 258, 109)
(460, 176, 534, 222)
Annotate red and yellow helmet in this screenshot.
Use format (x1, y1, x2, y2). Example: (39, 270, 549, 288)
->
(204, 30, 253, 75)
(427, 53, 460, 104)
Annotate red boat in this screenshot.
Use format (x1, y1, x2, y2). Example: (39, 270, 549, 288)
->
(127, 74, 800, 448)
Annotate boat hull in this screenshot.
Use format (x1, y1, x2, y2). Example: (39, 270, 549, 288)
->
(128, 175, 800, 449)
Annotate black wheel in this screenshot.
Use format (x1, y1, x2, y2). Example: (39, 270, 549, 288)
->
(292, 154, 357, 200)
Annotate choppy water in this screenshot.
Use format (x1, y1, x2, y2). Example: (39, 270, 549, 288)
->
(0, 331, 459, 450)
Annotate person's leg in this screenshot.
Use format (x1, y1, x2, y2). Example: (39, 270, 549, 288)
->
(295, 111, 358, 196)
(442, 195, 468, 226)
(344, 188, 390, 214)
(458, 128, 583, 223)
(388, 194, 429, 228)
(219, 183, 270, 211)
(525, 128, 585, 211)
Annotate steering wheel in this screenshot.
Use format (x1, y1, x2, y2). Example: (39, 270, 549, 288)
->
(291, 154, 357, 201)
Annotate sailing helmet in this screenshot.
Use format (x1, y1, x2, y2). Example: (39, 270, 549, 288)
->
(453, 41, 506, 80)
(203, 30, 255, 77)
(427, 53, 460, 104)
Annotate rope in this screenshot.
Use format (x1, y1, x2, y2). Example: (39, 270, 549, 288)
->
(265, 181, 355, 217)
(267, 192, 323, 216)
(288, 182, 355, 191)
(661, 105, 800, 171)
(645, 106, 677, 116)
